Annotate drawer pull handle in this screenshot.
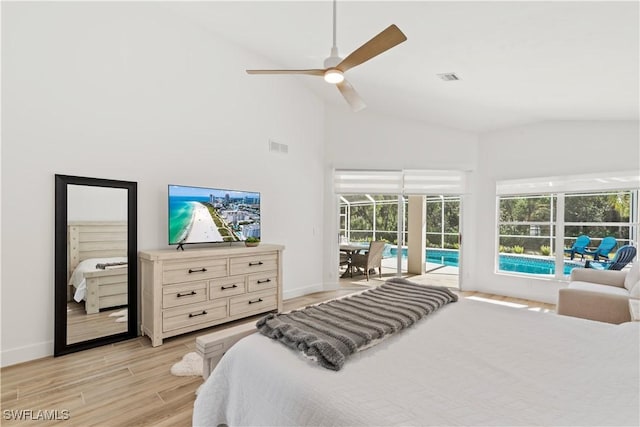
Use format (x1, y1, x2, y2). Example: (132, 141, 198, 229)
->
(248, 298, 263, 305)
(257, 279, 271, 284)
(177, 291, 197, 298)
(221, 284, 238, 290)
(189, 310, 207, 318)
(248, 261, 264, 266)
(188, 268, 207, 274)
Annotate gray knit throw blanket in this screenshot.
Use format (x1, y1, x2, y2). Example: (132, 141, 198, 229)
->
(256, 278, 458, 371)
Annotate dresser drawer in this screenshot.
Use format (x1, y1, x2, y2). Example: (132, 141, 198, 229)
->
(229, 253, 278, 276)
(247, 272, 278, 293)
(162, 257, 228, 285)
(163, 300, 227, 333)
(163, 282, 208, 309)
(229, 290, 277, 317)
(209, 277, 246, 300)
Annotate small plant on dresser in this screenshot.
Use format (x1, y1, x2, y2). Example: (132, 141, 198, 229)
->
(244, 237, 260, 247)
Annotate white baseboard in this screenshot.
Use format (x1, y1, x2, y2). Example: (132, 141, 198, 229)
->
(1, 340, 53, 368)
(283, 282, 325, 300)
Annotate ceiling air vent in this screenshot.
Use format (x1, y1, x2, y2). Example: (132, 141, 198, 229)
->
(437, 73, 460, 81)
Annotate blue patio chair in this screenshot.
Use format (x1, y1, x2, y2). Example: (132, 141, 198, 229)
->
(585, 245, 636, 271)
(563, 235, 590, 260)
(584, 236, 617, 261)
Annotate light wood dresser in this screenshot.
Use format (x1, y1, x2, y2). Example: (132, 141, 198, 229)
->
(139, 244, 284, 346)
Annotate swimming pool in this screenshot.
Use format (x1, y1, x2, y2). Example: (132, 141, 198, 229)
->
(388, 247, 582, 275)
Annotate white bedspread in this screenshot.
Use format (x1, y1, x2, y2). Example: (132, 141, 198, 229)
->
(193, 298, 640, 426)
(69, 257, 127, 302)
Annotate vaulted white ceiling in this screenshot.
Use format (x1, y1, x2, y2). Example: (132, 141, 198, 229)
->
(167, 1, 639, 132)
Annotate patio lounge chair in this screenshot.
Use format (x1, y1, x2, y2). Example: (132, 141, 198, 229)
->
(585, 245, 636, 271)
(584, 236, 617, 261)
(350, 240, 385, 280)
(563, 235, 590, 260)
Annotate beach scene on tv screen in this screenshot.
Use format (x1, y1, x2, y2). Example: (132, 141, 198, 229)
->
(169, 185, 260, 245)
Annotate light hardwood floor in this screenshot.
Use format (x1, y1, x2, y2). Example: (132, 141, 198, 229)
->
(1, 282, 554, 426)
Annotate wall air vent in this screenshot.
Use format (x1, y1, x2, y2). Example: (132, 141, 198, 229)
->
(437, 73, 460, 81)
(269, 140, 289, 154)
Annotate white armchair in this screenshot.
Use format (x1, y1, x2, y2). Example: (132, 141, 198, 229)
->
(557, 262, 639, 324)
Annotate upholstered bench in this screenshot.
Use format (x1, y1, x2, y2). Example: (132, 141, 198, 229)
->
(557, 262, 639, 324)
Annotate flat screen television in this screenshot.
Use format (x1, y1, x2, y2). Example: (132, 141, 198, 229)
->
(168, 184, 260, 247)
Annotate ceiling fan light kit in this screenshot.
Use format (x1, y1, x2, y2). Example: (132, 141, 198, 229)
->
(246, 0, 406, 112)
(324, 69, 344, 84)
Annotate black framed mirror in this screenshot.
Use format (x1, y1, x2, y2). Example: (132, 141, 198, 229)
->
(54, 174, 138, 356)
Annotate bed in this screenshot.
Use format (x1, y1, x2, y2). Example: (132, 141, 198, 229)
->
(193, 289, 639, 426)
(67, 221, 129, 314)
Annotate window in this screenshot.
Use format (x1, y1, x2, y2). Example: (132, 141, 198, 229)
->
(498, 194, 555, 256)
(565, 191, 634, 250)
(497, 179, 638, 278)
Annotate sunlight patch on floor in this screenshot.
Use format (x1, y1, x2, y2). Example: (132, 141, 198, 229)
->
(465, 296, 528, 309)
(527, 306, 554, 313)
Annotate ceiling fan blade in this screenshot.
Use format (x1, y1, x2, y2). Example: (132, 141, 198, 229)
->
(336, 80, 366, 112)
(336, 24, 407, 73)
(246, 69, 326, 76)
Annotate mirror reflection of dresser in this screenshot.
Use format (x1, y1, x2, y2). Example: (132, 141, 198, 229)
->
(54, 175, 138, 356)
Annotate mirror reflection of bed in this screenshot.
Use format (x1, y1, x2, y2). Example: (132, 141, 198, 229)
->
(66, 221, 128, 345)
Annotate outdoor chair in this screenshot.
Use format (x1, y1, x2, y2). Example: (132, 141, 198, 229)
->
(585, 245, 636, 271)
(350, 240, 385, 280)
(339, 252, 350, 269)
(563, 235, 590, 260)
(584, 236, 617, 261)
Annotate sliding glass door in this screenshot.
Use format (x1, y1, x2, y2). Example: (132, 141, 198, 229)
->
(335, 169, 466, 287)
(338, 193, 461, 288)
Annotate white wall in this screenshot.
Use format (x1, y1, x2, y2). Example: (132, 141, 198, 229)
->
(472, 121, 640, 303)
(322, 108, 479, 286)
(1, 2, 325, 366)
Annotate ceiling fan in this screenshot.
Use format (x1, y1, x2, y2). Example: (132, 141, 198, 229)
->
(246, 0, 407, 112)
